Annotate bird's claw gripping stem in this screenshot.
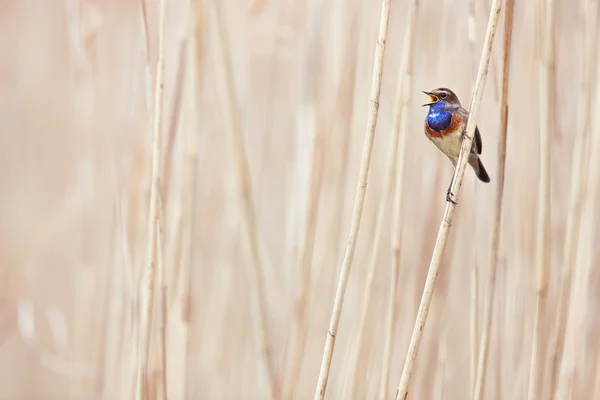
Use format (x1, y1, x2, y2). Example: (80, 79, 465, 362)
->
(446, 182, 458, 205)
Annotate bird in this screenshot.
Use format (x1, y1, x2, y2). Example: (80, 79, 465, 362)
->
(422, 87, 490, 204)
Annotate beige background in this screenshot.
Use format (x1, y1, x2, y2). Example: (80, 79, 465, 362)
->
(0, 0, 596, 399)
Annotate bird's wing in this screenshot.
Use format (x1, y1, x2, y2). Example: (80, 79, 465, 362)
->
(457, 106, 483, 154)
(474, 126, 483, 154)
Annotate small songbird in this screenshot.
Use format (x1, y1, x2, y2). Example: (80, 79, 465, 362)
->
(422, 87, 490, 203)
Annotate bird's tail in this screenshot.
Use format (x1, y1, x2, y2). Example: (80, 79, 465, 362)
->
(469, 157, 490, 183)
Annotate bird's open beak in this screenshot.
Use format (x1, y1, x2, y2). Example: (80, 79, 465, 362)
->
(422, 91, 439, 106)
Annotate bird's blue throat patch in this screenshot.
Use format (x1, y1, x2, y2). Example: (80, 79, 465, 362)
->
(426, 101, 452, 131)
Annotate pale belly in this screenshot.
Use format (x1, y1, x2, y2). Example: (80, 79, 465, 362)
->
(426, 131, 464, 160)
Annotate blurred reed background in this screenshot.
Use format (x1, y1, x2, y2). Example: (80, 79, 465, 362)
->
(0, 0, 598, 399)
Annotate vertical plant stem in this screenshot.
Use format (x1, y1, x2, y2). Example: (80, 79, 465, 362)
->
(318, 1, 361, 296)
(283, 90, 326, 400)
(494, 266, 505, 400)
(341, 4, 406, 398)
(592, 110, 600, 397)
(136, 0, 167, 398)
(394, 1, 503, 398)
(468, 0, 478, 79)
(211, 1, 279, 398)
(473, 0, 514, 398)
(594, 343, 600, 399)
(182, 1, 205, 397)
(546, 0, 592, 393)
(281, 2, 330, 396)
(160, 36, 188, 220)
(527, 0, 555, 397)
(378, 2, 418, 398)
(156, 209, 168, 400)
(469, 260, 479, 397)
(554, 0, 599, 397)
(313, 0, 392, 398)
(327, 10, 364, 400)
(587, 37, 600, 400)
(467, 1, 479, 394)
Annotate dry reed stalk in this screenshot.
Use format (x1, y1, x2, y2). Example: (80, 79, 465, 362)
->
(156, 209, 168, 400)
(107, 192, 131, 398)
(341, 3, 410, 397)
(136, 0, 167, 398)
(164, 0, 200, 308)
(594, 242, 600, 397)
(468, 0, 478, 79)
(378, 2, 418, 398)
(211, 1, 279, 398)
(281, 4, 330, 395)
(139, 0, 150, 62)
(160, 36, 188, 219)
(323, 8, 363, 397)
(472, 1, 514, 398)
(182, 1, 205, 397)
(114, 190, 138, 399)
(469, 263, 478, 397)
(313, 0, 392, 398)
(96, 209, 119, 397)
(139, 0, 153, 115)
(317, 1, 361, 291)
(493, 274, 504, 400)
(467, 1, 479, 394)
(393, 1, 503, 398)
(595, 344, 600, 399)
(527, 0, 555, 398)
(258, 0, 287, 174)
(282, 83, 326, 400)
(588, 46, 600, 400)
(546, 0, 593, 393)
(554, 1, 599, 397)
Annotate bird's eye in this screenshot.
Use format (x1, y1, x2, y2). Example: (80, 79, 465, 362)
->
(440, 92, 447, 99)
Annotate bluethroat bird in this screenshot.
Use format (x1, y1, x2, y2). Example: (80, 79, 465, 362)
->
(422, 88, 490, 204)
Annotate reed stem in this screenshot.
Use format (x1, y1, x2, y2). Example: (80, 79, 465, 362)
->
(313, 0, 393, 398)
(472, 0, 514, 398)
(394, 1, 503, 398)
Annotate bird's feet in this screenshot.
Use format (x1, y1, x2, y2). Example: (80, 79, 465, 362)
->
(446, 188, 458, 204)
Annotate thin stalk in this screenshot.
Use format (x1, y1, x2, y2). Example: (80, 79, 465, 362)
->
(467, 1, 479, 394)
(393, 1, 503, 398)
(323, 7, 363, 398)
(156, 209, 168, 400)
(96, 208, 118, 397)
(554, 0, 599, 397)
(282, 82, 326, 400)
(527, 0, 555, 397)
(139, 0, 152, 113)
(210, 1, 279, 399)
(313, 0, 392, 398)
(341, 2, 409, 396)
(378, 2, 418, 398)
(182, 0, 205, 397)
(546, 0, 593, 393)
(282, 3, 329, 396)
(136, 0, 167, 398)
(317, 0, 361, 295)
(469, 262, 478, 397)
(468, 0, 478, 79)
(595, 344, 600, 399)
(588, 38, 600, 400)
(494, 267, 505, 400)
(161, 35, 188, 219)
(473, 0, 514, 398)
